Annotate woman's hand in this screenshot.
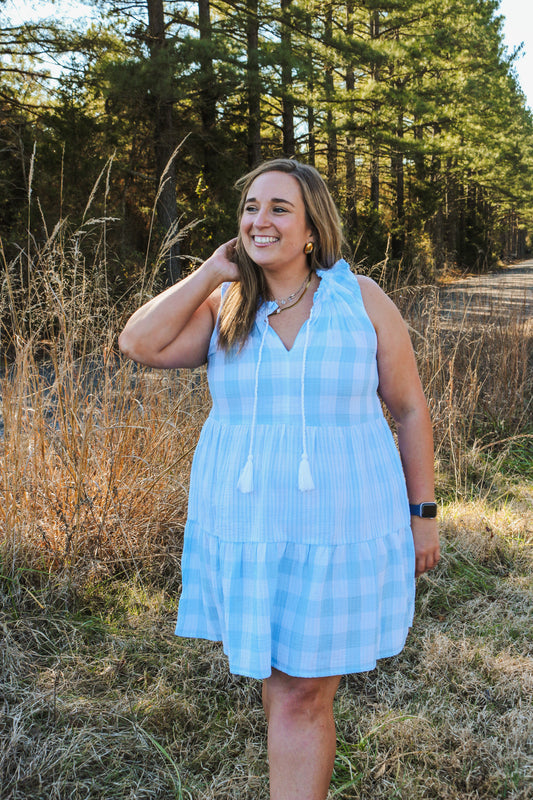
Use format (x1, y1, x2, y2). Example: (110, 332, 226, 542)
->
(411, 517, 440, 577)
(119, 237, 242, 369)
(203, 238, 241, 284)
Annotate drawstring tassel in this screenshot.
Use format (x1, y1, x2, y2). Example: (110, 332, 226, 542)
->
(237, 320, 269, 494)
(298, 453, 315, 491)
(237, 455, 254, 493)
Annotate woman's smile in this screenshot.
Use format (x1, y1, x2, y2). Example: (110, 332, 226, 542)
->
(240, 171, 313, 272)
(252, 235, 280, 246)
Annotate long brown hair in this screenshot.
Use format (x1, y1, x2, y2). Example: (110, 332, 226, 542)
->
(218, 159, 344, 352)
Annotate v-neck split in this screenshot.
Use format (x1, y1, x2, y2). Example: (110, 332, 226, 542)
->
(262, 277, 322, 353)
(176, 257, 415, 680)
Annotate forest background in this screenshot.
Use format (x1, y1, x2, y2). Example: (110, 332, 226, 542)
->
(1, 2, 533, 798)
(1, 0, 533, 290)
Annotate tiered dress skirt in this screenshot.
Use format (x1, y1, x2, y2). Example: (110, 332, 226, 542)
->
(175, 260, 415, 679)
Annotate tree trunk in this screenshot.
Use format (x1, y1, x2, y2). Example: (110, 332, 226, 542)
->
(344, 0, 357, 238)
(391, 111, 405, 256)
(146, 0, 180, 284)
(444, 161, 458, 269)
(306, 14, 315, 166)
(246, 0, 261, 166)
(281, 0, 295, 157)
(198, 0, 217, 178)
(307, 104, 316, 166)
(369, 8, 380, 211)
(325, 5, 337, 193)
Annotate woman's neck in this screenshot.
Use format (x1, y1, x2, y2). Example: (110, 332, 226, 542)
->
(264, 267, 311, 302)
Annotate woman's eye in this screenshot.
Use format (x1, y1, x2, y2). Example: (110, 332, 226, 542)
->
(273, 206, 288, 213)
(245, 205, 257, 213)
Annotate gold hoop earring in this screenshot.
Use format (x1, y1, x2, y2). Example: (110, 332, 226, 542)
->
(303, 242, 314, 255)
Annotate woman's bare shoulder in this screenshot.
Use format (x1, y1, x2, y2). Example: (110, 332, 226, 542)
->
(356, 275, 401, 330)
(356, 274, 387, 300)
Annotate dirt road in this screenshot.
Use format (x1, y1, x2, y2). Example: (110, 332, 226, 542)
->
(436, 260, 533, 325)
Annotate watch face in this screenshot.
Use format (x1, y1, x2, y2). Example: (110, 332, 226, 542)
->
(420, 503, 437, 518)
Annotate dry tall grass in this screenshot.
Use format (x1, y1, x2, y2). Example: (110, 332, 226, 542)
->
(1, 200, 207, 583)
(395, 283, 532, 499)
(1, 212, 532, 799)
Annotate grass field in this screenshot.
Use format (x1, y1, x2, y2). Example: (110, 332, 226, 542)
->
(1, 217, 532, 799)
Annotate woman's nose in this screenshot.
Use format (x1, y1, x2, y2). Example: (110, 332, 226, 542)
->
(254, 208, 270, 227)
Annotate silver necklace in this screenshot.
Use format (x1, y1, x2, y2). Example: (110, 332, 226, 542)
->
(273, 272, 311, 308)
(272, 272, 313, 314)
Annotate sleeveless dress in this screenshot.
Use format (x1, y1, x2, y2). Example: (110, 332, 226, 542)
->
(175, 258, 415, 679)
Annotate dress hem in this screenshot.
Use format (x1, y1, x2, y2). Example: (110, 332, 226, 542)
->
(174, 629, 412, 680)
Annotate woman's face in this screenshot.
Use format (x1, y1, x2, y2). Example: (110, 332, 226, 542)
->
(239, 171, 314, 274)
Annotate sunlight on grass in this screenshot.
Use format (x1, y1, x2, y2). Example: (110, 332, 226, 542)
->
(1, 207, 532, 798)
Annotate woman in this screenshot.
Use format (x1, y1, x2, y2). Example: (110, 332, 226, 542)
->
(119, 158, 440, 800)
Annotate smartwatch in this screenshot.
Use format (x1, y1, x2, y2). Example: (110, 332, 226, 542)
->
(409, 502, 438, 518)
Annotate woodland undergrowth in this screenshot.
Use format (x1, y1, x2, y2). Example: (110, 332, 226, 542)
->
(1, 206, 532, 799)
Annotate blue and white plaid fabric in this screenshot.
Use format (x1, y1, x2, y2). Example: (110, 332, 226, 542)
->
(175, 259, 415, 678)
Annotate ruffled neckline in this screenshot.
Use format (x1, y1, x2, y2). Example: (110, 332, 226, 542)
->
(258, 258, 351, 323)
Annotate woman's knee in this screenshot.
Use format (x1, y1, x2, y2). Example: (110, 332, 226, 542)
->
(263, 670, 341, 721)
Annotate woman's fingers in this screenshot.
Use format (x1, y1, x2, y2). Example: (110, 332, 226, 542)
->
(411, 519, 440, 577)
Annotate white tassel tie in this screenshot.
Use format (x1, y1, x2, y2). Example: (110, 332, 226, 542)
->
(237, 454, 254, 493)
(237, 320, 269, 493)
(238, 306, 316, 494)
(298, 453, 315, 491)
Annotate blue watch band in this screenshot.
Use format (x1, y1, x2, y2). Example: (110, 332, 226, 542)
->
(409, 502, 437, 518)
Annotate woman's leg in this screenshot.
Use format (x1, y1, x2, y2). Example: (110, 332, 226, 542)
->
(262, 668, 341, 800)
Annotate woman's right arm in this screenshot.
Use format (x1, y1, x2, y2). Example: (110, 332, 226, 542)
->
(118, 240, 239, 369)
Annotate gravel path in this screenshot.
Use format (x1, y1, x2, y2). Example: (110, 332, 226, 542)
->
(436, 260, 533, 325)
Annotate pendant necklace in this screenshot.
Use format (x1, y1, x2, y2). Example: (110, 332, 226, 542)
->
(272, 272, 313, 314)
(273, 272, 311, 309)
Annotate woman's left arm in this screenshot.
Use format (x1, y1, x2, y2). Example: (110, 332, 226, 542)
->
(357, 276, 440, 577)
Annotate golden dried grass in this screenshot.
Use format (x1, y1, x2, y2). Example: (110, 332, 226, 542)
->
(1, 210, 532, 799)
(1, 344, 208, 581)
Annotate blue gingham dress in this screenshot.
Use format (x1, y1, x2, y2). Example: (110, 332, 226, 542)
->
(175, 258, 415, 678)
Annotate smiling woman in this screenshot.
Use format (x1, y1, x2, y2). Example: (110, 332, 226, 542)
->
(217, 160, 343, 353)
(118, 158, 439, 800)
(239, 172, 313, 274)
